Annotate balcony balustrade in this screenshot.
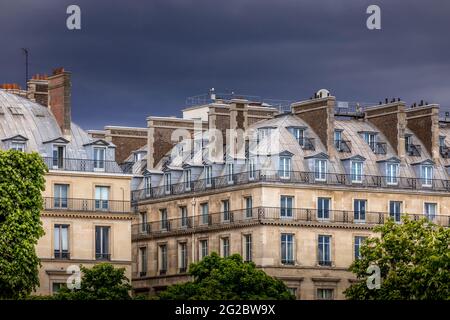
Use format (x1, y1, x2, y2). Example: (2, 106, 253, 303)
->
(132, 169, 450, 202)
(42, 157, 123, 173)
(43, 197, 131, 214)
(334, 139, 351, 153)
(131, 207, 449, 239)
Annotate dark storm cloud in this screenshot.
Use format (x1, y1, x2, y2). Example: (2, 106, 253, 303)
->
(1, 0, 450, 128)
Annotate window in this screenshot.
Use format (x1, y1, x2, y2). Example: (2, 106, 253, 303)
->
(314, 159, 327, 181)
(258, 128, 272, 141)
(159, 245, 167, 274)
(201, 203, 209, 225)
(10, 142, 25, 151)
(160, 209, 169, 231)
(134, 152, 144, 163)
(222, 200, 230, 221)
(281, 233, 294, 265)
(279, 156, 291, 178)
(144, 176, 151, 196)
(95, 186, 109, 210)
(54, 224, 69, 259)
(227, 163, 234, 184)
(200, 240, 208, 259)
(52, 283, 66, 294)
(95, 226, 110, 260)
(244, 234, 252, 262)
(364, 132, 376, 151)
(424, 203, 437, 220)
(354, 199, 367, 222)
(334, 130, 342, 150)
(351, 161, 363, 182)
(248, 158, 256, 180)
(180, 206, 188, 228)
(318, 235, 331, 266)
(317, 288, 334, 300)
(139, 247, 147, 276)
(52, 145, 65, 169)
(184, 169, 191, 190)
(221, 237, 230, 258)
(292, 128, 304, 146)
(420, 165, 433, 186)
(405, 135, 412, 150)
(140, 212, 148, 233)
(317, 197, 330, 220)
(439, 136, 446, 148)
(287, 288, 297, 298)
(280, 196, 293, 218)
(54, 184, 69, 209)
(205, 165, 212, 187)
(245, 196, 253, 218)
(389, 201, 402, 222)
(386, 163, 399, 185)
(164, 173, 171, 194)
(93, 147, 106, 171)
(179, 242, 188, 272)
(354, 236, 367, 260)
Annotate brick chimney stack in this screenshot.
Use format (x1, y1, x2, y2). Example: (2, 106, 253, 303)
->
(48, 68, 71, 136)
(27, 74, 49, 106)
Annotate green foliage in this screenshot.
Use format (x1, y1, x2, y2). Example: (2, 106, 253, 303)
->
(0, 150, 47, 299)
(54, 263, 132, 300)
(345, 216, 450, 300)
(158, 253, 295, 300)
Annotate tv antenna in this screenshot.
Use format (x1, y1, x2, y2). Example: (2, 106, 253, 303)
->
(21, 48, 29, 88)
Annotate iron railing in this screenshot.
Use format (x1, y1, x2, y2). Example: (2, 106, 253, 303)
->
(131, 207, 449, 239)
(372, 142, 387, 155)
(42, 157, 123, 173)
(132, 170, 450, 202)
(43, 197, 131, 213)
(335, 140, 351, 153)
(440, 146, 450, 158)
(406, 144, 421, 156)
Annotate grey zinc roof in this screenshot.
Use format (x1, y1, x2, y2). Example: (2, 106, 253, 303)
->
(0, 89, 103, 159)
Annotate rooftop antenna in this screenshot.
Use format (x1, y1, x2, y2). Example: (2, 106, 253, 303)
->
(21, 48, 29, 89)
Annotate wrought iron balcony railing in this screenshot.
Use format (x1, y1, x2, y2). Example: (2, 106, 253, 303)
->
(132, 170, 450, 202)
(440, 146, 450, 158)
(300, 137, 315, 151)
(334, 139, 351, 153)
(372, 142, 387, 155)
(131, 207, 449, 239)
(406, 144, 421, 156)
(42, 157, 123, 173)
(43, 197, 131, 213)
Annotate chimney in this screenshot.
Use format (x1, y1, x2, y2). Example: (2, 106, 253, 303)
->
(48, 68, 71, 136)
(405, 104, 440, 161)
(27, 74, 49, 106)
(291, 94, 336, 155)
(365, 101, 407, 161)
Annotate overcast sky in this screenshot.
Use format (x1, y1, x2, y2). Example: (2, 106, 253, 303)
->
(1, 0, 450, 129)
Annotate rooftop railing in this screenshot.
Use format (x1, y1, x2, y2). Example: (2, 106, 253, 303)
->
(43, 197, 131, 213)
(42, 157, 123, 173)
(132, 170, 450, 202)
(131, 207, 449, 239)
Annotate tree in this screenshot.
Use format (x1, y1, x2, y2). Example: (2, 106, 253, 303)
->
(345, 216, 450, 300)
(158, 253, 294, 300)
(0, 150, 47, 299)
(54, 263, 132, 300)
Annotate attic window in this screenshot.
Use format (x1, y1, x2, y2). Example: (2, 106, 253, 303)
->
(32, 108, 46, 117)
(8, 106, 24, 115)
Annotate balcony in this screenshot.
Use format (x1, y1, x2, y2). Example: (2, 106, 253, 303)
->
(42, 157, 123, 173)
(43, 197, 131, 214)
(131, 207, 449, 239)
(300, 137, 315, 151)
(132, 170, 450, 202)
(440, 145, 450, 158)
(406, 144, 421, 156)
(371, 142, 387, 155)
(334, 139, 351, 153)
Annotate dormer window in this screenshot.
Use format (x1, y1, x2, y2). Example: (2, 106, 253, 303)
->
(279, 156, 292, 179)
(334, 130, 342, 150)
(134, 152, 145, 163)
(363, 132, 376, 151)
(386, 162, 399, 185)
(314, 159, 327, 181)
(164, 173, 171, 194)
(93, 147, 106, 171)
(258, 128, 272, 141)
(144, 176, 151, 197)
(351, 160, 363, 183)
(290, 128, 305, 146)
(184, 169, 192, 191)
(248, 158, 256, 180)
(226, 163, 234, 184)
(11, 141, 26, 151)
(420, 165, 433, 187)
(52, 145, 65, 169)
(204, 165, 212, 187)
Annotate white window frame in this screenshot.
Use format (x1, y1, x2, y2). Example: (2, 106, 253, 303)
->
(144, 176, 151, 197)
(314, 159, 327, 181)
(93, 147, 106, 171)
(280, 196, 293, 219)
(184, 169, 191, 191)
(205, 165, 212, 187)
(10, 141, 26, 151)
(424, 202, 437, 221)
(386, 163, 399, 185)
(279, 156, 291, 179)
(164, 173, 171, 194)
(389, 201, 402, 223)
(281, 233, 294, 265)
(248, 158, 256, 180)
(227, 163, 234, 184)
(318, 235, 331, 266)
(420, 165, 433, 187)
(94, 186, 109, 210)
(351, 161, 363, 183)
